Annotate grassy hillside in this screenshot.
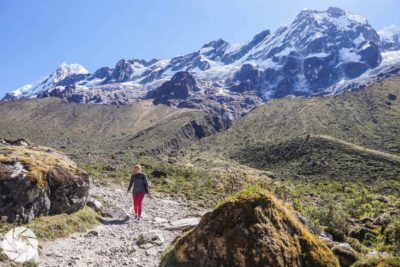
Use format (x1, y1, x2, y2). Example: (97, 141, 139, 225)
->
(179, 78, 400, 262)
(0, 98, 222, 164)
(1, 79, 399, 264)
(194, 77, 400, 156)
(233, 134, 400, 182)
(182, 78, 400, 182)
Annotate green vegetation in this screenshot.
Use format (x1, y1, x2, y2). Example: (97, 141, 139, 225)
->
(0, 98, 219, 165)
(231, 135, 400, 182)
(1, 78, 399, 264)
(177, 78, 400, 263)
(0, 142, 85, 190)
(0, 206, 99, 240)
(0, 206, 99, 266)
(352, 256, 400, 267)
(81, 157, 254, 207)
(192, 78, 400, 155)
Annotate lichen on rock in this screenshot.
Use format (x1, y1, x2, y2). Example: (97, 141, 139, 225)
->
(160, 186, 340, 267)
(0, 139, 90, 223)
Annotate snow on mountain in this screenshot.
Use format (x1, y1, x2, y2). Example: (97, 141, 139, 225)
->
(3, 7, 400, 111)
(4, 63, 89, 100)
(228, 7, 382, 98)
(379, 25, 400, 51)
(329, 50, 400, 94)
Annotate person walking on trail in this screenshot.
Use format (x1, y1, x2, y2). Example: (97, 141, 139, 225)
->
(127, 164, 149, 222)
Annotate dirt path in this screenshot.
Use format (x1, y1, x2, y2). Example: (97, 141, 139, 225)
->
(316, 134, 400, 162)
(39, 182, 206, 267)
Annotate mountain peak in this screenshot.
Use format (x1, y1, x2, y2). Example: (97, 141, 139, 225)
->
(54, 63, 89, 81)
(3, 7, 394, 105)
(295, 7, 368, 26)
(201, 38, 229, 49)
(326, 6, 346, 17)
(56, 63, 88, 73)
(379, 25, 400, 51)
(3, 63, 89, 100)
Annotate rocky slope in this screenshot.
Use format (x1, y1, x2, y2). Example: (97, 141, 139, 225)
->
(379, 25, 400, 52)
(38, 182, 206, 267)
(161, 186, 339, 267)
(3, 7, 400, 120)
(0, 139, 89, 223)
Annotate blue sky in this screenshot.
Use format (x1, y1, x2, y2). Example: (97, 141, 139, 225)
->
(0, 0, 399, 97)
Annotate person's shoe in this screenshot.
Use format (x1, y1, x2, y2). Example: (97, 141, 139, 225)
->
(137, 216, 142, 223)
(134, 214, 138, 220)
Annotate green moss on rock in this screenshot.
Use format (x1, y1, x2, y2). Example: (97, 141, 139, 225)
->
(160, 186, 340, 267)
(0, 139, 90, 222)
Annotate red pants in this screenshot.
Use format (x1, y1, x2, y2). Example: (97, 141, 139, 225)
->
(132, 192, 145, 216)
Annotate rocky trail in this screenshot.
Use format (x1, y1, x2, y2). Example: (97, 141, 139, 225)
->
(40, 182, 206, 267)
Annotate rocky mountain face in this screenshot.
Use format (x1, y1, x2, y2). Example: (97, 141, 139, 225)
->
(379, 25, 400, 51)
(3, 7, 400, 121)
(0, 139, 90, 223)
(3, 63, 89, 101)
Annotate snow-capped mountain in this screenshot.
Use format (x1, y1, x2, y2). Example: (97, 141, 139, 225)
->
(329, 50, 400, 94)
(4, 63, 89, 100)
(228, 7, 382, 98)
(379, 25, 400, 51)
(3, 7, 400, 120)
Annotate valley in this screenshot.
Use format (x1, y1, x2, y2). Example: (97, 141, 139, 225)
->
(1, 77, 399, 267)
(1, 5, 400, 267)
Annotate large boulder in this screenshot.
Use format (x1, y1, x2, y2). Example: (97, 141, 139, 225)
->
(0, 139, 90, 223)
(160, 186, 339, 267)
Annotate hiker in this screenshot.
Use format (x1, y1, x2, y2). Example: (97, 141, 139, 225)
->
(127, 164, 149, 222)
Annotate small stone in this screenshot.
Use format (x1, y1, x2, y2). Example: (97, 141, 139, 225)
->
(373, 213, 391, 226)
(154, 217, 168, 224)
(86, 230, 99, 237)
(86, 198, 103, 212)
(165, 217, 200, 230)
(136, 231, 165, 246)
(107, 165, 117, 172)
(388, 93, 397, 101)
(139, 243, 154, 250)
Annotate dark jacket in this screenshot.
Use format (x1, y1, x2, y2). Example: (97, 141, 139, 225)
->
(127, 172, 149, 194)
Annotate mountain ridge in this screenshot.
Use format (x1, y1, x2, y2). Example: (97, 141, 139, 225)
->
(3, 7, 400, 115)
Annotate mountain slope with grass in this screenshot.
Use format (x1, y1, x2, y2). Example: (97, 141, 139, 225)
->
(188, 77, 400, 160)
(232, 134, 400, 181)
(179, 78, 400, 264)
(0, 97, 223, 164)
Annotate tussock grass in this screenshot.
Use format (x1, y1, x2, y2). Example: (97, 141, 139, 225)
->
(0, 206, 99, 241)
(0, 206, 99, 266)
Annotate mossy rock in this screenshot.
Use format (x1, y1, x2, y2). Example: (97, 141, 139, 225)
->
(160, 186, 340, 267)
(0, 139, 90, 222)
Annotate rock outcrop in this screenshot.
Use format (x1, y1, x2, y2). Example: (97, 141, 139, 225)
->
(160, 186, 339, 267)
(0, 139, 90, 223)
(148, 72, 199, 106)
